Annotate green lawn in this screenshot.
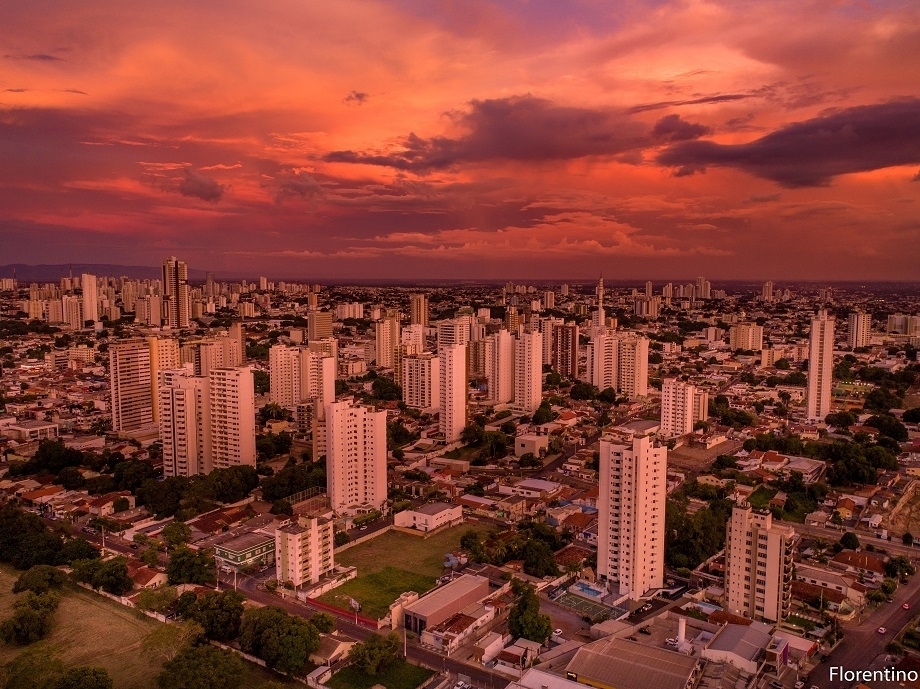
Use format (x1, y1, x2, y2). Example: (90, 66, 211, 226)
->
(336, 523, 491, 579)
(328, 659, 433, 689)
(747, 486, 777, 509)
(320, 523, 493, 619)
(318, 567, 436, 619)
(0, 565, 298, 689)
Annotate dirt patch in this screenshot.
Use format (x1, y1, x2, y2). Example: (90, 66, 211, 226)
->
(668, 440, 744, 472)
(884, 485, 920, 538)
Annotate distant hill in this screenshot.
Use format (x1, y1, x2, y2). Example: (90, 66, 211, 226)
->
(0, 264, 210, 281)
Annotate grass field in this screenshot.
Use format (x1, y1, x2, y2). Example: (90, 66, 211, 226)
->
(319, 523, 492, 619)
(0, 565, 299, 689)
(328, 658, 434, 689)
(747, 485, 777, 509)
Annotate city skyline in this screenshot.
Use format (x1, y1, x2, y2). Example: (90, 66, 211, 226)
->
(2, 0, 920, 279)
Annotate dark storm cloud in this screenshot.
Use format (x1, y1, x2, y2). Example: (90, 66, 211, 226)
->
(325, 95, 648, 171)
(657, 99, 920, 187)
(272, 170, 323, 203)
(625, 93, 751, 114)
(178, 169, 224, 202)
(3, 53, 64, 62)
(344, 90, 368, 105)
(650, 114, 711, 142)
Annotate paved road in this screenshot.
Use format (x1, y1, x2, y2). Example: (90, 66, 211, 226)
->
(807, 569, 920, 689)
(792, 522, 920, 558)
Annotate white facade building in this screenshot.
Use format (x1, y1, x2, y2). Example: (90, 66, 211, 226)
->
(487, 329, 514, 405)
(597, 433, 666, 600)
(724, 505, 795, 622)
(439, 344, 467, 442)
(847, 310, 871, 349)
(806, 310, 835, 423)
(275, 516, 335, 587)
(403, 352, 440, 410)
(326, 399, 387, 514)
(513, 331, 543, 413)
(660, 379, 708, 438)
(208, 366, 256, 469)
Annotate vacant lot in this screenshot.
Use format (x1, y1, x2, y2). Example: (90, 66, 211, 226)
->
(319, 523, 493, 619)
(668, 440, 744, 472)
(328, 658, 433, 689)
(337, 523, 492, 579)
(319, 566, 435, 619)
(0, 565, 299, 689)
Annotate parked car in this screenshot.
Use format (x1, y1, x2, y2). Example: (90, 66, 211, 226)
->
(552, 629, 563, 637)
(904, 603, 911, 610)
(878, 627, 887, 634)
(794, 681, 805, 689)
(639, 627, 652, 635)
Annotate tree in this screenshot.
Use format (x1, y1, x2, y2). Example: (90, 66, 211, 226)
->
(840, 532, 860, 550)
(142, 621, 204, 663)
(92, 558, 134, 595)
(881, 578, 898, 595)
(334, 531, 350, 547)
(461, 423, 485, 446)
(0, 591, 60, 645)
(167, 547, 216, 586)
(523, 540, 559, 578)
(309, 612, 336, 633)
(112, 497, 130, 513)
(507, 580, 552, 643)
(253, 370, 270, 395)
(157, 644, 244, 689)
(348, 632, 402, 675)
(904, 532, 914, 546)
(238, 606, 319, 675)
(903, 408, 920, 424)
(136, 586, 179, 614)
(569, 381, 598, 400)
(59, 536, 100, 563)
(162, 521, 193, 549)
(867, 589, 887, 605)
(52, 667, 113, 689)
(13, 565, 67, 594)
(258, 403, 290, 424)
(532, 402, 554, 425)
(866, 414, 908, 442)
(185, 590, 246, 641)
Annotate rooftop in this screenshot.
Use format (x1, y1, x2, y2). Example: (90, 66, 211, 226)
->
(404, 574, 489, 617)
(566, 637, 699, 689)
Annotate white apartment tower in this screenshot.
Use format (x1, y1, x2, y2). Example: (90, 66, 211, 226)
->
(208, 367, 257, 469)
(660, 379, 708, 438)
(375, 311, 400, 368)
(597, 434, 666, 600)
(403, 352, 440, 410)
(81, 273, 98, 324)
(162, 256, 190, 329)
(325, 399, 387, 514)
(148, 337, 180, 423)
(158, 367, 210, 477)
(806, 310, 835, 423)
(617, 336, 649, 398)
(275, 516, 335, 587)
(269, 344, 335, 408)
(729, 323, 764, 352)
(439, 343, 467, 442)
(592, 276, 605, 332)
(513, 331, 543, 413)
(409, 293, 429, 327)
(109, 339, 155, 433)
(586, 331, 618, 392)
(487, 330, 515, 405)
(847, 310, 871, 349)
(724, 505, 795, 622)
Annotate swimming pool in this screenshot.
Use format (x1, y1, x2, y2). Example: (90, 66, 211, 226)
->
(569, 581, 605, 599)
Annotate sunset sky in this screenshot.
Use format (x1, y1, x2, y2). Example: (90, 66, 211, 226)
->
(2, 0, 919, 280)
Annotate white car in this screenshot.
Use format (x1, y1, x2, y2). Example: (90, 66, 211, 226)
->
(794, 681, 805, 689)
(552, 629, 563, 637)
(666, 637, 679, 646)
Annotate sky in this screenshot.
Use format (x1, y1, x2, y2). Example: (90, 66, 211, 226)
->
(2, 0, 919, 281)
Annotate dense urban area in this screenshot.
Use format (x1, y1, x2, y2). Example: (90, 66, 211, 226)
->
(1, 262, 920, 689)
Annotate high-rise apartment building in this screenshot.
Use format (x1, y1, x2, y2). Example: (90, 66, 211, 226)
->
(617, 335, 649, 398)
(208, 367, 256, 469)
(660, 379, 708, 438)
(439, 344, 467, 442)
(158, 367, 210, 477)
(762, 281, 774, 302)
(597, 433, 666, 600)
(375, 311, 400, 368)
(109, 339, 154, 433)
(806, 310, 835, 423)
(409, 293, 429, 327)
(326, 399, 387, 514)
(269, 344, 335, 408)
(437, 317, 472, 349)
(62, 295, 84, 330)
(724, 505, 795, 622)
(162, 256, 190, 328)
(403, 352, 440, 410)
(847, 310, 871, 349)
(551, 323, 579, 379)
(275, 516, 335, 588)
(729, 323, 764, 352)
(148, 337, 180, 423)
(81, 273, 98, 324)
(538, 317, 563, 366)
(586, 331, 618, 392)
(513, 331, 543, 413)
(592, 277, 605, 332)
(487, 330, 514, 405)
(307, 311, 334, 341)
